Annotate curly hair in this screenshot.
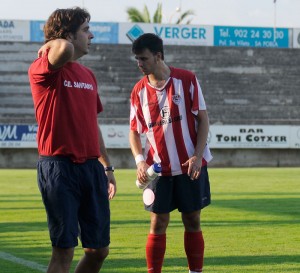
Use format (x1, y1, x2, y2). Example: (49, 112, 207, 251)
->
(43, 7, 91, 43)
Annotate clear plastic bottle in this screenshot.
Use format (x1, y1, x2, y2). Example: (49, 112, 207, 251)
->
(136, 163, 162, 189)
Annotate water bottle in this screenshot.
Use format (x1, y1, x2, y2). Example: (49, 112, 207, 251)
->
(136, 163, 162, 189)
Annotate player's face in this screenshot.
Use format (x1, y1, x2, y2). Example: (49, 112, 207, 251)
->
(134, 49, 159, 75)
(70, 20, 94, 57)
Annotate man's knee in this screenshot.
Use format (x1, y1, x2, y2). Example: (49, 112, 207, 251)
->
(150, 213, 170, 234)
(182, 211, 201, 231)
(51, 247, 74, 268)
(84, 247, 109, 262)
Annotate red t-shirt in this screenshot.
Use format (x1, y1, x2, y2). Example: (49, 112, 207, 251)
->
(28, 51, 102, 163)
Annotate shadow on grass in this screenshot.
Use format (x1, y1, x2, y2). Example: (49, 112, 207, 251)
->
(98, 254, 300, 271)
(211, 197, 300, 217)
(204, 255, 300, 265)
(1, 247, 300, 272)
(2, 216, 297, 234)
(213, 192, 300, 196)
(0, 222, 47, 233)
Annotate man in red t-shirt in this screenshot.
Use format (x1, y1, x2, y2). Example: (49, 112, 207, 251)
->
(28, 7, 116, 273)
(129, 33, 212, 273)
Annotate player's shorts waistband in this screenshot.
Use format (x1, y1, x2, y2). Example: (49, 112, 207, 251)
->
(39, 155, 98, 163)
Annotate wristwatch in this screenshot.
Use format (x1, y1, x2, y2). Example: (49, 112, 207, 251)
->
(104, 166, 114, 172)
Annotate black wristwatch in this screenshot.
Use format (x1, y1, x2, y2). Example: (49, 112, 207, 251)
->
(104, 166, 114, 172)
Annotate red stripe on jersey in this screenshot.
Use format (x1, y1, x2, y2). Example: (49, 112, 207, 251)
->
(168, 80, 189, 174)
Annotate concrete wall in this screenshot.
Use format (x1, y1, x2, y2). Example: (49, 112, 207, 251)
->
(1, 148, 300, 169)
(0, 42, 300, 168)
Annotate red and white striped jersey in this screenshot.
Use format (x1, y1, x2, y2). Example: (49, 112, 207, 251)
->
(130, 67, 212, 176)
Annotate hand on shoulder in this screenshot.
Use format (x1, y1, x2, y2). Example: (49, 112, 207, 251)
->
(38, 39, 74, 69)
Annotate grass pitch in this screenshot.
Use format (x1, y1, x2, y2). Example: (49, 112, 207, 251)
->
(0, 167, 299, 272)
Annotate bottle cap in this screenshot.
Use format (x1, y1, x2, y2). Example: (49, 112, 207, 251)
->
(153, 163, 162, 173)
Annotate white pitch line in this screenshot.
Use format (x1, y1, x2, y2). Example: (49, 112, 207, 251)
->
(0, 251, 47, 272)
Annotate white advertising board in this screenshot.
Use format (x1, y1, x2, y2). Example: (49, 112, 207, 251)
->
(293, 28, 300, 48)
(208, 125, 291, 148)
(118, 22, 214, 46)
(1, 124, 299, 149)
(0, 20, 30, 41)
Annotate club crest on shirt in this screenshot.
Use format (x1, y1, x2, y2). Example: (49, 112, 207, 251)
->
(160, 106, 170, 119)
(172, 94, 182, 105)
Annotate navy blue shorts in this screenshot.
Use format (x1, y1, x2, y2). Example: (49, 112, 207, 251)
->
(142, 166, 211, 213)
(37, 156, 110, 249)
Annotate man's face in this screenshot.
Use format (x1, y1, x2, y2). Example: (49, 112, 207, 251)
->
(70, 20, 94, 57)
(134, 49, 159, 75)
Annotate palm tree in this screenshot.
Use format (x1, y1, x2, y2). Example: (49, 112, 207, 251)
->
(126, 3, 194, 24)
(126, 3, 161, 23)
(175, 10, 195, 25)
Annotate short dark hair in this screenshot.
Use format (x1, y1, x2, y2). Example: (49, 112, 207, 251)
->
(43, 7, 91, 43)
(132, 33, 164, 60)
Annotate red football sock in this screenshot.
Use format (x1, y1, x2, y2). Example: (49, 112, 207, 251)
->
(146, 233, 166, 273)
(184, 231, 204, 273)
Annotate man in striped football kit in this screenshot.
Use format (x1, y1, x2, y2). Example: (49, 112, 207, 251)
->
(129, 33, 213, 273)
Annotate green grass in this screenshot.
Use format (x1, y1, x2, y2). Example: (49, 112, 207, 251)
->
(0, 168, 300, 272)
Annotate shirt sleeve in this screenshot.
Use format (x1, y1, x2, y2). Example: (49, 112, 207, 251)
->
(191, 75, 207, 115)
(129, 90, 147, 134)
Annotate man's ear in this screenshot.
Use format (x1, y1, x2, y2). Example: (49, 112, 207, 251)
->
(66, 33, 73, 42)
(157, 52, 164, 61)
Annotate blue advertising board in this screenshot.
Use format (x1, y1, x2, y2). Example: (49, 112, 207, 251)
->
(0, 124, 38, 148)
(214, 26, 289, 48)
(30, 20, 45, 42)
(29, 21, 118, 44)
(2, 20, 292, 48)
(90, 22, 118, 44)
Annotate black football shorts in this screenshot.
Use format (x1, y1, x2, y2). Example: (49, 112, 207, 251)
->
(142, 166, 211, 213)
(37, 156, 110, 249)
